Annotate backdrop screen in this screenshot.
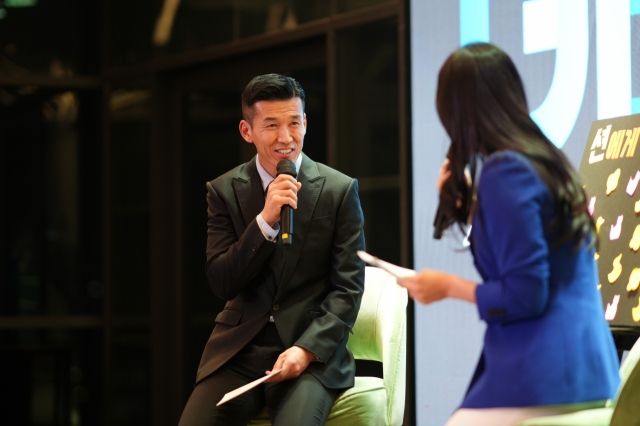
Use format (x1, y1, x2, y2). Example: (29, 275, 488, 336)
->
(410, 1, 640, 424)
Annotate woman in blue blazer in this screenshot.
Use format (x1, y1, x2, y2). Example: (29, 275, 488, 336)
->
(399, 43, 620, 425)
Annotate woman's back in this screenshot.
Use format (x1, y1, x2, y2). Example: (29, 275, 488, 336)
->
(464, 150, 620, 408)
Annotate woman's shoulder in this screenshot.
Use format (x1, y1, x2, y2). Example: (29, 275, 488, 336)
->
(481, 150, 541, 184)
(483, 150, 535, 172)
(479, 150, 549, 199)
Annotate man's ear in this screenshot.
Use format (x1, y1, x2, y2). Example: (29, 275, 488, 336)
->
(239, 120, 253, 143)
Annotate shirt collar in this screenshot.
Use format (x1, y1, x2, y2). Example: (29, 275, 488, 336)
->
(255, 154, 302, 191)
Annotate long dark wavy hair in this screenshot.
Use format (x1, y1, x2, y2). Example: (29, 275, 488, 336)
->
(436, 42, 595, 250)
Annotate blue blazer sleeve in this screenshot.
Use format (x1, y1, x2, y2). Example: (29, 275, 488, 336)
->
(474, 152, 554, 324)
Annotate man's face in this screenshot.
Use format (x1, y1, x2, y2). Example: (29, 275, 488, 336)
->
(239, 97, 306, 177)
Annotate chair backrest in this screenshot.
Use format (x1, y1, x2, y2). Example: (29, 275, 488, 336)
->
(613, 336, 640, 403)
(347, 266, 408, 426)
(609, 338, 640, 426)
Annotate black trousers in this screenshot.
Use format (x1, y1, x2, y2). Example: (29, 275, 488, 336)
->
(178, 322, 340, 426)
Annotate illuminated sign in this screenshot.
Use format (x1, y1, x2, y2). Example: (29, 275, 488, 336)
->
(579, 113, 640, 327)
(460, 0, 640, 149)
(589, 124, 640, 163)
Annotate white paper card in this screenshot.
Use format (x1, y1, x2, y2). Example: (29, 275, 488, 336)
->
(216, 369, 283, 406)
(357, 250, 417, 278)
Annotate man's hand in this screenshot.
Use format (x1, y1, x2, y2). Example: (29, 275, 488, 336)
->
(262, 174, 302, 227)
(264, 346, 316, 383)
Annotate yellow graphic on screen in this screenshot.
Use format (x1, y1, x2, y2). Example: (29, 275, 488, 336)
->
(636, 199, 640, 213)
(594, 252, 600, 260)
(596, 217, 605, 233)
(606, 168, 621, 195)
(631, 225, 640, 252)
(633, 298, 640, 323)
(628, 268, 640, 292)
(608, 253, 623, 284)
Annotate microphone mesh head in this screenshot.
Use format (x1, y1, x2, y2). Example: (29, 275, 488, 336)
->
(276, 159, 297, 178)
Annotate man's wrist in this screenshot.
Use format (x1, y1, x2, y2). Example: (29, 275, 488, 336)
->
(257, 213, 279, 241)
(295, 345, 322, 363)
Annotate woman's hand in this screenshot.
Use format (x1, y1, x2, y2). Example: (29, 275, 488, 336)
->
(397, 269, 477, 305)
(437, 158, 451, 192)
(397, 269, 451, 304)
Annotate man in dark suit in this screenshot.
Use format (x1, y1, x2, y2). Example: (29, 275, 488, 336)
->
(178, 74, 365, 426)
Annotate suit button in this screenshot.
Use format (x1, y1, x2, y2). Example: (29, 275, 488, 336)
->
(273, 304, 279, 311)
(251, 245, 257, 252)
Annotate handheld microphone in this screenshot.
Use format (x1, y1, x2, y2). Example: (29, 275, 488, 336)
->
(433, 204, 446, 240)
(276, 159, 297, 245)
(434, 150, 453, 240)
(433, 155, 477, 240)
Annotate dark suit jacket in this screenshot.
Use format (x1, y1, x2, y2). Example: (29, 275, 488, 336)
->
(196, 153, 365, 390)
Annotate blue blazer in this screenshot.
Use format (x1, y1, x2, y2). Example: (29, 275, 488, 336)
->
(462, 150, 620, 408)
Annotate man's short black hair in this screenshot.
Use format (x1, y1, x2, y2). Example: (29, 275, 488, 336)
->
(241, 73, 305, 124)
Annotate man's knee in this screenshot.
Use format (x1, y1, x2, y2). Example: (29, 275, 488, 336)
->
(266, 373, 340, 426)
(179, 370, 265, 426)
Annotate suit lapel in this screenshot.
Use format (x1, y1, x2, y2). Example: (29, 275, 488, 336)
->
(233, 156, 277, 296)
(277, 154, 325, 298)
(232, 157, 265, 230)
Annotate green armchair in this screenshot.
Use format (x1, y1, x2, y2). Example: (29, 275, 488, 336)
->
(516, 336, 640, 426)
(249, 266, 408, 426)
